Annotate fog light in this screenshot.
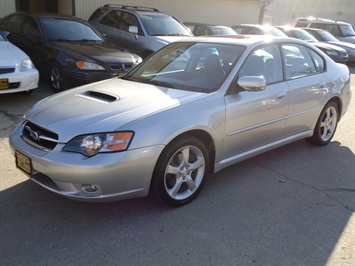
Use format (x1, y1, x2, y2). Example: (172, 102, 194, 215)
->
(82, 184, 98, 193)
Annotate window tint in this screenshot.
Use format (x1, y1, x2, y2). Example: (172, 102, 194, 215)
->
(2, 13, 26, 32)
(310, 23, 327, 30)
(21, 17, 41, 38)
(307, 49, 325, 72)
(281, 44, 317, 80)
(100, 11, 121, 28)
(89, 8, 108, 21)
(295, 22, 308, 27)
(239, 44, 283, 84)
(119, 12, 139, 32)
(195, 26, 208, 36)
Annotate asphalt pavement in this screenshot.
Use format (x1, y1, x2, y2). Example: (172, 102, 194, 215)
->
(0, 66, 354, 266)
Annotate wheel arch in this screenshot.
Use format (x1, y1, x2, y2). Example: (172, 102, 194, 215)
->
(328, 96, 342, 120)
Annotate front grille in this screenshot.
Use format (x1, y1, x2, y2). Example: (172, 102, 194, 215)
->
(22, 121, 59, 151)
(109, 63, 134, 71)
(0, 68, 15, 74)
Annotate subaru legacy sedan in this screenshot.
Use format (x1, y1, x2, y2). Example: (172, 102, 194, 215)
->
(9, 36, 351, 207)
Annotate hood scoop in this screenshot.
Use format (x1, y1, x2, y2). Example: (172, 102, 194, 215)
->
(77, 90, 119, 103)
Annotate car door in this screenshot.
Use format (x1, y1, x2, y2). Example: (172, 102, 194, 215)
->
(223, 44, 290, 159)
(281, 43, 328, 136)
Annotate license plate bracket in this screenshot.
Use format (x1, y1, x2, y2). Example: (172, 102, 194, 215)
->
(15, 150, 32, 177)
(0, 78, 9, 90)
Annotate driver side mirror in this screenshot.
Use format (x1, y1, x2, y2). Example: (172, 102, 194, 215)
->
(237, 76, 266, 91)
(129, 25, 138, 35)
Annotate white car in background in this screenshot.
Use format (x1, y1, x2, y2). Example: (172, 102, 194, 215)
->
(0, 31, 39, 94)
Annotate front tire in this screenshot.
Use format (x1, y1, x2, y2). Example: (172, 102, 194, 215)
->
(152, 135, 209, 207)
(307, 101, 339, 146)
(50, 63, 68, 93)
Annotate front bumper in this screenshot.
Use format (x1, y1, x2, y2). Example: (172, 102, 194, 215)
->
(0, 68, 39, 94)
(9, 123, 163, 202)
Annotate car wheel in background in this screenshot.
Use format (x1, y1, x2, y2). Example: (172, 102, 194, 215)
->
(50, 62, 68, 93)
(152, 135, 209, 207)
(307, 100, 339, 146)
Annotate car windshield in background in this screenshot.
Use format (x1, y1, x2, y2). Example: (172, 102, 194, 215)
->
(292, 30, 318, 42)
(340, 24, 355, 36)
(139, 14, 191, 36)
(123, 42, 245, 92)
(0, 33, 5, 41)
(41, 18, 103, 42)
(316, 30, 340, 42)
(210, 27, 236, 35)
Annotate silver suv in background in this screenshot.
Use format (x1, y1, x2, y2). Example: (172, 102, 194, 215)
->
(294, 17, 355, 44)
(88, 4, 193, 58)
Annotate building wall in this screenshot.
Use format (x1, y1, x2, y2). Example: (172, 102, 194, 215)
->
(74, 0, 263, 26)
(0, 0, 263, 26)
(0, 0, 16, 17)
(265, 0, 355, 28)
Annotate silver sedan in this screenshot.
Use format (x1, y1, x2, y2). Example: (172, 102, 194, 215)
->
(9, 36, 351, 206)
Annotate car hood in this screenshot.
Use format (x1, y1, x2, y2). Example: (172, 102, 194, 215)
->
(26, 78, 205, 142)
(312, 42, 347, 52)
(0, 41, 28, 66)
(328, 41, 355, 51)
(154, 36, 191, 44)
(49, 41, 140, 63)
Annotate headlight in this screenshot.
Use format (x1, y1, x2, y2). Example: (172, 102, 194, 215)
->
(20, 58, 35, 72)
(63, 132, 134, 156)
(76, 61, 105, 70)
(326, 51, 338, 56)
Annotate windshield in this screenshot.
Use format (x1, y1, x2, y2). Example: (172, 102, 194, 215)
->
(340, 24, 355, 36)
(139, 14, 191, 36)
(210, 26, 236, 35)
(123, 42, 245, 93)
(293, 29, 318, 42)
(41, 18, 103, 42)
(317, 30, 340, 42)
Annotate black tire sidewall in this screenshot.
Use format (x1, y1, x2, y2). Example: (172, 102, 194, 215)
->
(50, 63, 67, 93)
(308, 101, 338, 146)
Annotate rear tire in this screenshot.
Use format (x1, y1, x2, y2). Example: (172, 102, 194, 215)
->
(307, 101, 339, 146)
(151, 135, 209, 207)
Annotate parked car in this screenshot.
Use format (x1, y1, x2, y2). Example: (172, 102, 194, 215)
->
(88, 4, 193, 59)
(0, 31, 39, 94)
(232, 24, 287, 37)
(0, 12, 142, 92)
(184, 22, 236, 36)
(303, 28, 355, 64)
(294, 17, 355, 44)
(9, 36, 351, 207)
(276, 26, 348, 63)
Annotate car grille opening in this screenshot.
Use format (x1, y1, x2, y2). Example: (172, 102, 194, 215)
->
(109, 63, 134, 71)
(0, 68, 15, 74)
(22, 121, 59, 151)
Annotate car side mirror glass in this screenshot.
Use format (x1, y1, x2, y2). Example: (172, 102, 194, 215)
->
(237, 76, 266, 91)
(129, 25, 138, 34)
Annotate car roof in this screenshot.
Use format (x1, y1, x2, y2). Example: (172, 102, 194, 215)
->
(6, 11, 86, 22)
(295, 17, 350, 25)
(232, 24, 275, 29)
